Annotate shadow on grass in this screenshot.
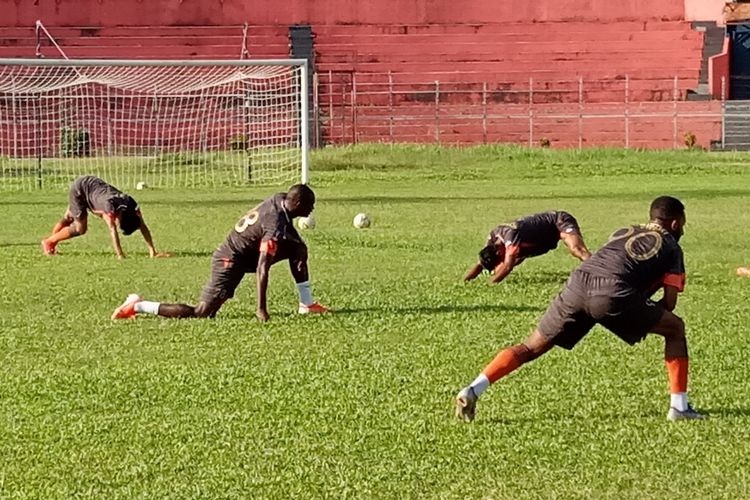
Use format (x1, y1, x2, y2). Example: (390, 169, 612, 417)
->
(0, 242, 39, 248)
(334, 303, 542, 315)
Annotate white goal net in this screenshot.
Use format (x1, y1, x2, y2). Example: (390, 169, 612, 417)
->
(0, 59, 309, 191)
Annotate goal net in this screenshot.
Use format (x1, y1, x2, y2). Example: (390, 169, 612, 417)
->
(0, 59, 309, 191)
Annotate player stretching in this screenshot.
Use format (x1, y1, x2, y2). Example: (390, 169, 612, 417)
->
(111, 184, 329, 322)
(456, 196, 705, 422)
(464, 210, 591, 283)
(42, 175, 166, 259)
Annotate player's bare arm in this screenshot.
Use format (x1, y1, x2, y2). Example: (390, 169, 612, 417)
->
(138, 217, 170, 258)
(560, 231, 591, 261)
(104, 213, 125, 259)
(658, 285, 680, 312)
(255, 249, 273, 322)
(489, 250, 519, 284)
(463, 262, 484, 282)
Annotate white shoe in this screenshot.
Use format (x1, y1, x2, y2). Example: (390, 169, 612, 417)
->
(667, 404, 707, 421)
(455, 386, 478, 422)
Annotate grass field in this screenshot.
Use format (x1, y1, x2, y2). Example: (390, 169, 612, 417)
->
(2, 145, 750, 498)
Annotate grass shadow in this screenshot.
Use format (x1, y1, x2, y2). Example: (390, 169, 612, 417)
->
(333, 304, 542, 315)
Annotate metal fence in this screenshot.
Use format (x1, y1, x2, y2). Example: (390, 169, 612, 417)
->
(314, 72, 726, 149)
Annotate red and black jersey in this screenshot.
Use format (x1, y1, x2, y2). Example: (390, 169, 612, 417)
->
(487, 210, 581, 260)
(576, 223, 685, 294)
(217, 193, 305, 263)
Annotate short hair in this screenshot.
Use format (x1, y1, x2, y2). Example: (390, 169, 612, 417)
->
(119, 209, 141, 236)
(288, 183, 315, 204)
(649, 196, 685, 221)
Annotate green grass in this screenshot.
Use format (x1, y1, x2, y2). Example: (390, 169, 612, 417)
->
(2, 144, 750, 498)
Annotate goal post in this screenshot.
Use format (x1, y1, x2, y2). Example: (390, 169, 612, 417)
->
(0, 58, 310, 191)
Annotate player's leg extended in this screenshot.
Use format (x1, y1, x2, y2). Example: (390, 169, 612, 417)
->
(648, 310, 706, 420)
(289, 245, 329, 314)
(455, 330, 553, 422)
(111, 294, 224, 319)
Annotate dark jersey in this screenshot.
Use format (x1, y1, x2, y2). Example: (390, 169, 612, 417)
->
(575, 223, 685, 295)
(70, 175, 137, 217)
(217, 193, 304, 262)
(488, 210, 581, 260)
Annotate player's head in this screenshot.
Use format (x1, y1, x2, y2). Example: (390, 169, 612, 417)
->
(118, 208, 142, 236)
(286, 183, 315, 217)
(479, 243, 505, 271)
(649, 196, 686, 241)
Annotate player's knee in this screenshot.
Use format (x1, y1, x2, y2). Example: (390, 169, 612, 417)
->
(194, 301, 221, 318)
(74, 220, 87, 235)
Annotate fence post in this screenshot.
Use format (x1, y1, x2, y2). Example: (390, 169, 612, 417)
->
(528, 77, 533, 147)
(624, 75, 630, 149)
(578, 76, 583, 149)
(482, 82, 488, 144)
(672, 76, 678, 148)
(340, 77, 346, 143)
(351, 72, 357, 144)
(388, 71, 394, 143)
(721, 75, 726, 149)
(435, 80, 440, 144)
(327, 70, 334, 144)
(312, 71, 319, 148)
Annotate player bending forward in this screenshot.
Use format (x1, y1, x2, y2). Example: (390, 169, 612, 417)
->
(112, 184, 329, 322)
(464, 210, 591, 283)
(42, 175, 167, 259)
(456, 196, 706, 422)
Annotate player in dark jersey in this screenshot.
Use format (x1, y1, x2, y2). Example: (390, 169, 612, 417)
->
(111, 184, 329, 322)
(464, 210, 591, 284)
(42, 175, 168, 259)
(455, 196, 706, 422)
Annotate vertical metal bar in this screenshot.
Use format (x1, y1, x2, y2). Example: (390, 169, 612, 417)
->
(528, 77, 533, 147)
(11, 76, 17, 158)
(300, 62, 310, 184)
(351, 72, 357, 144)
(388, 71, 394, 143)
(721, 75, 726, 149)
(312, 71, 319, 149)
(578, 76, 583, 149)
(435, 80, 440, 144)
(624, 75, 630, 149)
(672, 76, 678, 148)
(482, 82, 488, 144)
(340, 78, 345, 143)
(328, 70, 333, 144)
(36, 94, 42, 189)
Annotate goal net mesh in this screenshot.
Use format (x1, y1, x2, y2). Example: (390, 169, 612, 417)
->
(0, 60, 306, 191)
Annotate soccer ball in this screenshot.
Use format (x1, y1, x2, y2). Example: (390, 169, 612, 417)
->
(136, 181, 147, 190)
(297, 216, 316, 230)
(353, 213, 371, 229)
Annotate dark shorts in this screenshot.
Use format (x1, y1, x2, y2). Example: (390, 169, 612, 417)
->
(197, 245, 304, 304)
(67, 177, 90, 219)
(537, 271, 665, 350)
(198, 251, 258, 304)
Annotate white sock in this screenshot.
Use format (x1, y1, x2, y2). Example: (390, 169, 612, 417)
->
(670, 392, 688, 412)
(296, 281, 314, 306)
(134, 301, 160, 315)
(469, 373, 490, 397)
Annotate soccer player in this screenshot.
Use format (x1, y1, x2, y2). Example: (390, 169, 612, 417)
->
(455, 196, 706, 422)
(111, 183, 329, 322)
(42, 175, 167, 259)
(463, 210, 591, 284)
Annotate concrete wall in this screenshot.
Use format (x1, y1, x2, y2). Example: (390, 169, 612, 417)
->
(1, 0, 686, 26)
(684, 0, 725, 24)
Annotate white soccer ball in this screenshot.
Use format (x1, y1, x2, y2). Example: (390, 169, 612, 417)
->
(353, 213, 371, 229)
(297, 215, 316, 230)
(136, 181, 147, 190)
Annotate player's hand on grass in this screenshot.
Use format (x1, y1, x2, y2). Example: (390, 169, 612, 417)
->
(256, 308, 270, 322)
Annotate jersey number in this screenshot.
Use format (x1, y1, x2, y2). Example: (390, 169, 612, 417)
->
(234, 210, 259, 233)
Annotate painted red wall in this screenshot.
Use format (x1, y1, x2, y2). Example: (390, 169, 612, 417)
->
(1, 0, 686, 27)
(710, 37, 730, 99)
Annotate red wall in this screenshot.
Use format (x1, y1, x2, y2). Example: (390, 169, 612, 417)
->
(1, 0, 686, 27)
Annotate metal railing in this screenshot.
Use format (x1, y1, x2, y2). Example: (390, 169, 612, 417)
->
(315, 71, 726, 148)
